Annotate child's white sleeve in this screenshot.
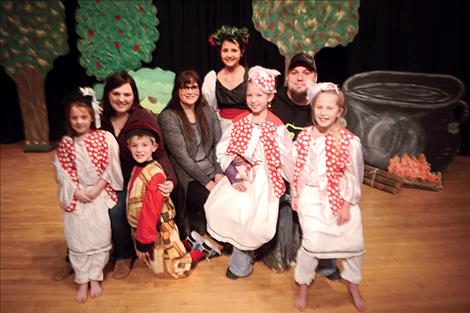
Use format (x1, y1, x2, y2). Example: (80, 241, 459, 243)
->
(102, 132, 124, 191)
(53, 154, 77, 211)
(216, 123, 236, 171)
(277, 125, 295, 182)
(340, 136, 364, 205)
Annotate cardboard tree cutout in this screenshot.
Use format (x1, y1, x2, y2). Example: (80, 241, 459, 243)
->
(0, 1, 69, 151)
(130, 68, 175, 114)
(252, 0, 359, 75)
(76, 0, 159, 81)
(94, 67, 175, 114)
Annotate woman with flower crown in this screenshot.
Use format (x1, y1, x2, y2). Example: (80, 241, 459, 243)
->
(202, 25, 251, 134)
(54, 88, 123, 303)
(204, 66, 294, 280)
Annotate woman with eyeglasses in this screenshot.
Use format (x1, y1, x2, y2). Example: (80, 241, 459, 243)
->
(202, 25, 251, 133)
(159, 70, 224, 237)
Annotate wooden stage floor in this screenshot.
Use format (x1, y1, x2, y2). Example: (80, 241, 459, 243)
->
(1, 143, 470, 313)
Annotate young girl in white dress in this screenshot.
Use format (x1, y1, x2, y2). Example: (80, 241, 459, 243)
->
(291, 82, 366, 311)
(54, 88, 123, 303)
(204, 66, 293, 279)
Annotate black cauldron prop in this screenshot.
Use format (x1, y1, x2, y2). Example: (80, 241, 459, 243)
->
(343, 71, 468, 171)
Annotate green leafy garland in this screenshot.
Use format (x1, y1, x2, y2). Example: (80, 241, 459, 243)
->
(208, 25, 250, 47)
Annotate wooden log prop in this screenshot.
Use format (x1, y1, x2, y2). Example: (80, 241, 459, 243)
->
(364, 165, 403, 187)
(363, 177, 401, 194)
(363, 164, 403, 194)
(402, 179, 443, 191)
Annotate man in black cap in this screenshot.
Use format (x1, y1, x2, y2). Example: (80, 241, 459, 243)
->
(273, 52, 317, 139)
(261, 52, 341, 280)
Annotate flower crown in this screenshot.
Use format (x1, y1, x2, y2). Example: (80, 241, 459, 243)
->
(208, 25, 250, 47)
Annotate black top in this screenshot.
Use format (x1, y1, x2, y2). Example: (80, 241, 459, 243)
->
(215, 68, 249, 110)
(271, 86, 312, 140)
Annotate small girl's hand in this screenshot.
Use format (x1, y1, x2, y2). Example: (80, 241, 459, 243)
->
(85, 179, 107, 200)
(86, 187, 101, 200)
(336, 202, 351, 225)
(233, 155, 246, 166)
(232, 181, 247, 192)
(291, 196, 299, 212)
(74, 189, 91, 203)
(158, 180, 174, 198)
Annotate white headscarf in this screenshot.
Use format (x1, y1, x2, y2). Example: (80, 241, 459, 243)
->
(248, 65, 280, 94)
(306, 81, 340, 104)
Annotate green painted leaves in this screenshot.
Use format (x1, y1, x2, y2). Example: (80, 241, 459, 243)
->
(252, 0, 359, 59)
(76, 0, 159, 81)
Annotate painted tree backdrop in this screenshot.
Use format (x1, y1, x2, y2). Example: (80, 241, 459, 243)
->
(252, 0, 360, 74)
(0, 0, 68, 151)
(76, 0, 159, 81)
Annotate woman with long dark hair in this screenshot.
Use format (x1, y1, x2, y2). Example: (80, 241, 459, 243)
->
(159, 70, 224, 237)
(100, 71, 177, 279)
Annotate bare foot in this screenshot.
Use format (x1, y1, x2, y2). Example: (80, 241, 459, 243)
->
(294, 284, 309, 311)
(89, 280, 103, 298)
(348, 282, 366, 312)
(74, 283, 88, 303)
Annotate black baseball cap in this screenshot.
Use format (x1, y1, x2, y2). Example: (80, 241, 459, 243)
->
(288, 52, 317, 72)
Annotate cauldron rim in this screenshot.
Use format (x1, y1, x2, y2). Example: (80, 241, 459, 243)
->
(343, 70, 464, 109)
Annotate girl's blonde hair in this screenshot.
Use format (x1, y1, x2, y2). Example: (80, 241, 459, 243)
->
(309, 84, 347, 150)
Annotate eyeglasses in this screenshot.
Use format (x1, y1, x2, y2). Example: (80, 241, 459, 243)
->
(180, 85, 199, 93)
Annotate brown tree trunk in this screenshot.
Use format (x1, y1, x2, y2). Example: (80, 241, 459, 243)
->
(12, 66, 52, 152)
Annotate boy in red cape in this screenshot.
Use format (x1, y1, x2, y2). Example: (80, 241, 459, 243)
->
(125, 123, 220, 278)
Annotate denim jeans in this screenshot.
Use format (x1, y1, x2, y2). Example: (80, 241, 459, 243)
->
(316, 258, 337, 276)
(108, 190, 135, 260)
(229, 247, 254, 277)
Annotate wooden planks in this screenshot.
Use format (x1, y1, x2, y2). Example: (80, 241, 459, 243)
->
(1, 143, 470, 313)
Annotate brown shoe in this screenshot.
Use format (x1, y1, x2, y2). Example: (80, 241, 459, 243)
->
(52, 261, 74, 281)
(113, 258, 133, 279)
